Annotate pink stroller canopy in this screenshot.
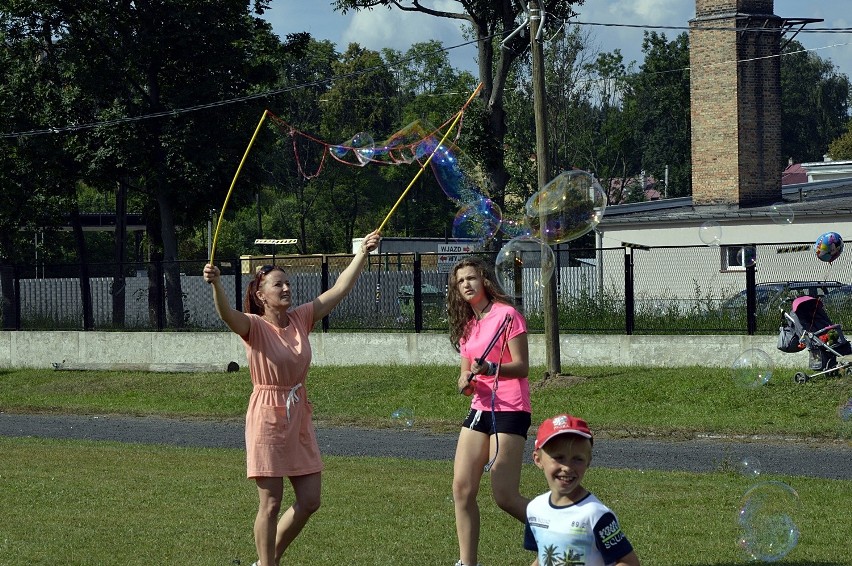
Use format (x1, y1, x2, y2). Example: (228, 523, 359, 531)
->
(792, 295, 816, 311)
(792, 295, 833, 333)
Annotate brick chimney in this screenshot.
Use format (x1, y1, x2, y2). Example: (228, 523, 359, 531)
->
(690, 0, 783, 207)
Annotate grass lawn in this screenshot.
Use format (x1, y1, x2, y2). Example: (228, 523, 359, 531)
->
(1, 364, 850, 564)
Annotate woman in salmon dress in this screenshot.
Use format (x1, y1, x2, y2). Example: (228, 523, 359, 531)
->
(203, 230, 380, 566)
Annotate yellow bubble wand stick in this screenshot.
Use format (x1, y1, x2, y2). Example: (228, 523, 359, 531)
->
(376, 82, 483, 233)
(209, 109, 269, 265)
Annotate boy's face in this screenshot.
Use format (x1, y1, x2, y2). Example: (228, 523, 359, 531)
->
(533, 434, 592, 505)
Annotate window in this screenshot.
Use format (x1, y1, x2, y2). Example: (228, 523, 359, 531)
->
(723, 245, 756, 272)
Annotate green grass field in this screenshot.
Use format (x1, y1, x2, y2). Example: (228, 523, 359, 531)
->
(1, 365, 850, 565)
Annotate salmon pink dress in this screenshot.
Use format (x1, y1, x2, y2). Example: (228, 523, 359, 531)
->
(241, 303, 322, 478)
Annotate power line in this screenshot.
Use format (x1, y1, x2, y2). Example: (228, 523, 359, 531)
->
(574, 20, 852, 34)
(2, 19, 848, 140)
(1, 35, 484, 140)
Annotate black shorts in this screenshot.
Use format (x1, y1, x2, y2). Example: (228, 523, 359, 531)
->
(462, 409, 531, 438)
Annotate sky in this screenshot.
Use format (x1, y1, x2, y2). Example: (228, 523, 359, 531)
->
(261, 1, 852, 81)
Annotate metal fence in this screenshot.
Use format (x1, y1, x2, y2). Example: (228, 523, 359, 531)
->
(3, 241, 849, 335)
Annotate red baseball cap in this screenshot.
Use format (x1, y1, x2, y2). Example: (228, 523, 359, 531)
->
(534, 414, 593, 450)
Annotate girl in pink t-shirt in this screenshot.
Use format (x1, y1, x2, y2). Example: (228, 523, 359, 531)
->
(203, 230, 380, 566)
(448, 256, 531, 566)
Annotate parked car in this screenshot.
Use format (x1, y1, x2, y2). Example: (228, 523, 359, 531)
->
(721, 281, 845, 314)
(821, 284, 852, 312)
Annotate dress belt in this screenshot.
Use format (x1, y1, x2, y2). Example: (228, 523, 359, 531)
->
(254, 383, 303, 422)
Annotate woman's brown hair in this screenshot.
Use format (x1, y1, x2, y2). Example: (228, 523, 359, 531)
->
(446, 256, 512, 352)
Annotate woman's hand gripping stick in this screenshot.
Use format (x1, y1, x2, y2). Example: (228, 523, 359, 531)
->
(459, 313, 512, 395)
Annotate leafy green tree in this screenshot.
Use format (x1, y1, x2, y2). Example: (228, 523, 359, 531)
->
(332, 0, 586, 215)
(0, 0, 290, 327)
(827, 118, 852, 160)
(318, 43, 399, 248)
(625, 31, 691, 198)
(781, 39, 850, 164)
(245, 38, 339, 256)
(381, 41, 477, 238)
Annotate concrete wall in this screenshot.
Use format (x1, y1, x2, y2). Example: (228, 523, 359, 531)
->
(0, 330, 809, 371)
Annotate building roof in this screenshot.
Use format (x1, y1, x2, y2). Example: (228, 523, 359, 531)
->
(598, 177, 852, 227)
(782, 163, 807, 185)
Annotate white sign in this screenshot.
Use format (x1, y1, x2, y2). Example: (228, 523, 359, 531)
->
(438, 243, 474, 254)
(437, 243, 474, 273)
(254, 238, 298, 245)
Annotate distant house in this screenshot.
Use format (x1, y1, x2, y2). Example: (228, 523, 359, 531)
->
(783, 157, 852, 185)
(607, 174, 661, 203)
(800, 157, 852, 183)
(782, 161, 807, 185)
(587, 0, 852, 306)
(594, 178, 852, 307)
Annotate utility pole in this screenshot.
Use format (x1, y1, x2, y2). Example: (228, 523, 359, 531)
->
(529, 0, 562, 378)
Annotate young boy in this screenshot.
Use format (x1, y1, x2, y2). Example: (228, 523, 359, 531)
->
(524, 414, 639, 566)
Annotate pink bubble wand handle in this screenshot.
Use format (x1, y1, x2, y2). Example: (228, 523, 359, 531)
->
(377, 83, 483, 233)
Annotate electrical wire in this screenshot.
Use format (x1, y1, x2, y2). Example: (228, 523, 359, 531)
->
(3, 16, 850, 140)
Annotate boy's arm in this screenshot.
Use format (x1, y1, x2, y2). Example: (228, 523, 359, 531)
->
(530, 559, 539, 566)
(616, 550, 640, 566)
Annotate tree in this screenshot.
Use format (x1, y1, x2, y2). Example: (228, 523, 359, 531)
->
(0, 0, 289, 327)
(319, 43, 400, 247)
(332, 0, 586, 216)
(781, 39, 851, 165)
(381, 41, 478, 238)
(626, 31, 691, 198)
(250, 38, 339, 256)
(827, 118, 852, 160)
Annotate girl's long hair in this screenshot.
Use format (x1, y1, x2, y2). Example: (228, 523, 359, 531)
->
(243, 265, 285, 315)
(447, 255, 512, 352)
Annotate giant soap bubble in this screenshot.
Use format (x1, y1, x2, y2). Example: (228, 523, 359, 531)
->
(329, 131, 375, 166)
(452, 197, 502, 245)
(428, 141, 489, 206)
(500, 214, 533, 239)
(525, 170, 607, 245)
(495, 236, 555, 299)
(738, 481, 800, 562)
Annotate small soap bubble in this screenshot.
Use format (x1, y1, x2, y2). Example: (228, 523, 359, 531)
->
(738, 457, 762, 478)
(731, 349, 773, 388)
(769, 202, 794, 225)
(699, 220, 722, 246)
(737, 247, 757, 268)
(391, 407, 414, 427)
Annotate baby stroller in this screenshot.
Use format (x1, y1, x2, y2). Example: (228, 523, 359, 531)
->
(777, 295, 852, 383)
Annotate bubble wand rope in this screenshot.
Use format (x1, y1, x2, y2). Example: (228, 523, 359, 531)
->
(484, 315, 514, 473)
(209, 109, 269, 265)
(376, 82, 483, 233)
(460, 313, 513, 395)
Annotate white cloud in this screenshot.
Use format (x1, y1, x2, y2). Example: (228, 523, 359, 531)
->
(260, 1, 851, 80)
(341, 2, 468, 52)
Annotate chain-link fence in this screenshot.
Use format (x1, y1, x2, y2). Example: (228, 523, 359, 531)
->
(4, 241, 849, 335)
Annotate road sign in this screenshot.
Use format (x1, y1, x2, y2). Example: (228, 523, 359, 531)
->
(437, 243, 474, 273)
